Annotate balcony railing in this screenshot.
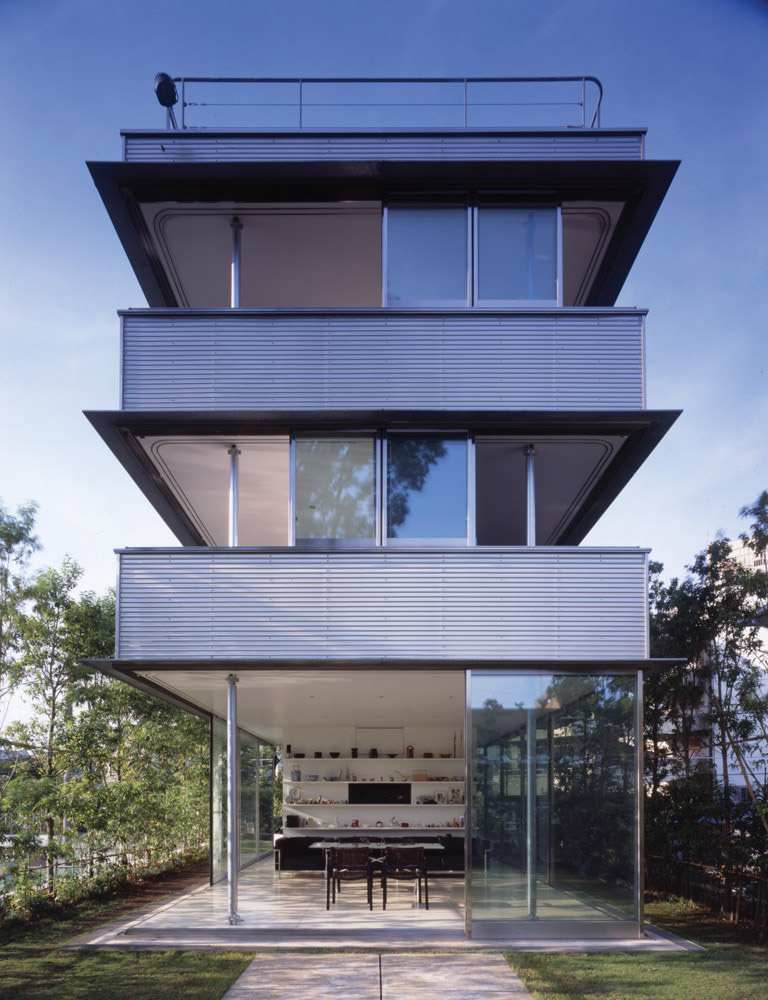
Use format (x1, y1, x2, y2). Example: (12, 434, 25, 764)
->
(120, 308, 646, 412)
(116, 547, 649, 661)
(156, 76, 603, 131)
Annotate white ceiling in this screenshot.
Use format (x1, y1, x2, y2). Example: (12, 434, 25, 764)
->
(136, 668, 466, 744)
(138, 436, 290, 545)
(139, 199, 623, 309)
(141, 201, 383, 308)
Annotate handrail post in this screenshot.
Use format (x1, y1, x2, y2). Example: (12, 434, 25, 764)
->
(581, 77, 586, 127)
(299, 79, 303, 129)
(180, 78, 186, 130)
(463, 79, 468, 128)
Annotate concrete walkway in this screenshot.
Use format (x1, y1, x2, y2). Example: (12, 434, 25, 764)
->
(221, 953, 532, 999)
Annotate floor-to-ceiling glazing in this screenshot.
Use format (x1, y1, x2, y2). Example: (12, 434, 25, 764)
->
(469, 670, 640, 937)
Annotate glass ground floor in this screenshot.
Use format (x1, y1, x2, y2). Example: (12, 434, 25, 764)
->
(178, 664, 645, 940)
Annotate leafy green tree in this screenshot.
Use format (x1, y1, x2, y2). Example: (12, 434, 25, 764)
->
(6, 558, 84, 889)
(0, 499, 39, 713)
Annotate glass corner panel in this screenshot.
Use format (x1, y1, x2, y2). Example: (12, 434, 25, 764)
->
(211, 717, 227, 883)
(470, 671, 638, 931)
(240, 731, 260, 869)
(259, 743, 276, 858)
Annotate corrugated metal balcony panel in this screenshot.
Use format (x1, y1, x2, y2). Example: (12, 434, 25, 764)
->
(122, 131, 645, 163)
(116, 548, 649, 661)
(120, 309, 645, 412)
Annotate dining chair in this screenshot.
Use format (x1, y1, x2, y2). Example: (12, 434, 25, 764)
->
(381, 845, 429, 909)
(326, 845, 373, 910)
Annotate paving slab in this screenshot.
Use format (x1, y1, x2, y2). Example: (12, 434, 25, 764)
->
(221, 954, 380, 999)
(381, 952, 530, 996)
(220, 952, 534, 1000)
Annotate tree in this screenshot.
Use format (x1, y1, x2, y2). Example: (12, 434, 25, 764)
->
(645, 497, 768, 906)
(6, 558, 83, 889)
(740, 489, 768, 558)
(0, 499, 39, 714)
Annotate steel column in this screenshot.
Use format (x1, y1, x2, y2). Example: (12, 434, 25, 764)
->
(525, 445, 536, 546)
(228, 446, 240, 547)
(230, 217, 242, 308)
(226, 673, 241, 924)
(526, 709, 538, 919)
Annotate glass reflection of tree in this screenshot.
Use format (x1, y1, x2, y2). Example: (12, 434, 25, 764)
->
(545, 675, 636, 902)
(295, 439, 375, 539)
(387, 438, 447, 536)
(258, 745, 275, 856)
(474, 697, 527, 871)
(240, 737, 260, 863)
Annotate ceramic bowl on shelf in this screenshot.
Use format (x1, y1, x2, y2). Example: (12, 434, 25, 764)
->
(293, 753, 305, 759)
(439, 753, 452, 758)
(305, 775, 319, 782)
(323, 776, 339, 782)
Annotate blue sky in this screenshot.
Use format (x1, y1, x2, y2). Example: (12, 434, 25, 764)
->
(1, 0, 767, 597)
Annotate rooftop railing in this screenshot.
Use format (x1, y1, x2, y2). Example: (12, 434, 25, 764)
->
(156, 76, 603, 131)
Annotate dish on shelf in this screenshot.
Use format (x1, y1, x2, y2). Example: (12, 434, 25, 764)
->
(305, 775, 319, 781)
(323, 776, 339, 782)
(293, 753, 305, 758)
(439, 753, 452, 758)
(329, 752, 340, 758)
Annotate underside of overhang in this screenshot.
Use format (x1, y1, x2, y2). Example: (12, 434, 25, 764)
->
(88, 158, 678, 308)
(85, 659, 683, 745)
(84, 409, 680, 547)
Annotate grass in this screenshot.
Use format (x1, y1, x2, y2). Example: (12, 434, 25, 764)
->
(0, 879, 251, 1000)
(506, 899, 768, 1000)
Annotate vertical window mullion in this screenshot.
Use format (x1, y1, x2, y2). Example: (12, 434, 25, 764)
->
(381, 203, 388, 307)
(381, 434, 389, 546)
(467, 434, 476, 545)
(289, 435, 296, 546)
(556, 203, 563, 307)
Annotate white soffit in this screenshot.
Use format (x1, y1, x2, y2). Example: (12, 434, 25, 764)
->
(139, 201, 383, 308)
(475, 435, 627, 545)
(135, 669, 466, 744)
(137, 435, 290, 545)
(561, 201, 624, 306)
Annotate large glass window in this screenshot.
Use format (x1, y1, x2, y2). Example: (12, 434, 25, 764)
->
(386, 204, 469, 304)
(258, 744, 275, 858)
(476, 206, 558, 303)
(240, 731, 260, 868)
(294, 436, 377, 542)
(386, 199, 559, 306)
(470, 671, 638, 929)
(386, 435, 469, 542)
(293, 434, 470, 545)
(211, 718, 227, 883)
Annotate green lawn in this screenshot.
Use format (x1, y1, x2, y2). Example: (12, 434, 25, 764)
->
(3, 891, 767, 999)
(0, 896, 250, 1000)
(507, 900, 768, 1000)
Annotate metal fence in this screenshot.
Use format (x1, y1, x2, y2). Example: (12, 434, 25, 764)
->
(646, 854, 768, 927)
(161, 76, 603, 131)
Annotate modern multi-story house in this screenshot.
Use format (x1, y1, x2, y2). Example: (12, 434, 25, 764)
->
(86, 76, 679, 942)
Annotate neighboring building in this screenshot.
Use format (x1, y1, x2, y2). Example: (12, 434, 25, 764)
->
(86, 76, 679, 942)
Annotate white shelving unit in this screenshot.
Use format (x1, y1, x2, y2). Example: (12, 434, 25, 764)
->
(282, 756, 465, 836)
